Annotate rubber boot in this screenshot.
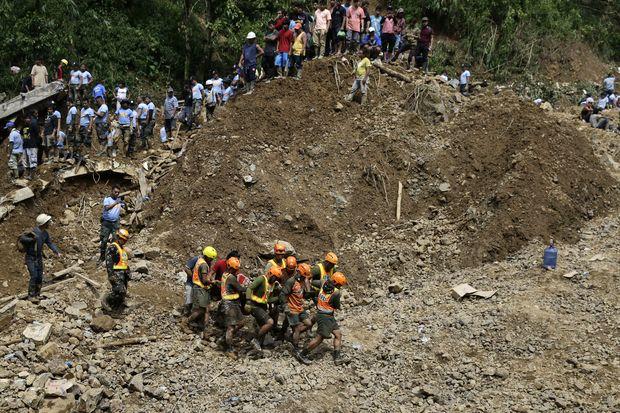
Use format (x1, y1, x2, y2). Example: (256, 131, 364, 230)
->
(345, 93, 354, 102)
(277, 68, 283, 78)
(296, 69, 302, 80)
(284, 67, 289, 78)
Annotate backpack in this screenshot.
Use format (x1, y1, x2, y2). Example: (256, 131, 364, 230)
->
(17, 230, 37, 253)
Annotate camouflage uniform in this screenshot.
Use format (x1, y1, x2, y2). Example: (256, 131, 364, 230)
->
(103, 241, 130, 312)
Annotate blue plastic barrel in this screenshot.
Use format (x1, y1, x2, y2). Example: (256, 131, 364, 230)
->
(543, 240, 558, 270)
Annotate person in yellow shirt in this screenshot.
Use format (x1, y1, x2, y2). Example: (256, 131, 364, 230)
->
(291, 23, 307, 79)
(346, 46, 371, 104)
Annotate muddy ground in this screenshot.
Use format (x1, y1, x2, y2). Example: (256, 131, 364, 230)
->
(0, 57, 618, 413)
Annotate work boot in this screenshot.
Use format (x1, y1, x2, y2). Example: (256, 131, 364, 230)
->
(250, 338, 262, 352)
(100, 296, 113, 313)
(284, 68, 289, 78)
(333, 350, 349, 365)
(295, 69, 302, 80)
(277, 68, 283, 78)
(295, 348, 312, 365)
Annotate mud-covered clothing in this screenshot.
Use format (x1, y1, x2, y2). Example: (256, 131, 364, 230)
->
(192, 285, 210, 309)
(21, 226, 59, 264)
(221, 272, 246, 299)
(220, 272, 246, 326)
(280, 276, 307, 314)
(246, 275, 279, 305)
(104, 242, 130, 311)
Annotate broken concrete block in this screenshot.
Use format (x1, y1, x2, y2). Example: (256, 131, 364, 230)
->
(563, 270, 578, 279)
(44, 379, 74, 397)
(388, 282, 403, 294)
(64, 301, 87, 317)
(451, 283, 477, 300)
(77, 387, 104, 413)
(39, 398, 76, 413)
(471, 290, 496, 299)
(12, 187, 35, 203)
(129, 373, 144, 393)
(23, 322, 52, 343)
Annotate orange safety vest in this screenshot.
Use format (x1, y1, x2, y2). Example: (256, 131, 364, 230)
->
(317, 284, 338, 314)
(192, 257, 209, 288)
(221, 273, 240, 300)
(112, 242, 128, 270)
(251, 274, 272, 305)
(287, 279, 305, 314)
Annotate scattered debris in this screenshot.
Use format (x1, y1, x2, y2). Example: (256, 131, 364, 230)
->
(22, 322, 52, 343)
(451, 283, 496, 300)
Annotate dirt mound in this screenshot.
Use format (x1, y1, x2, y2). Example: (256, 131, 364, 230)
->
(539, 41, 611, 83)
(430, 91, 618, 264)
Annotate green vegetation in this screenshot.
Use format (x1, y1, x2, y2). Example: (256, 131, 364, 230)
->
(397, 0, 618, 77)
(0, 0, 285, 93)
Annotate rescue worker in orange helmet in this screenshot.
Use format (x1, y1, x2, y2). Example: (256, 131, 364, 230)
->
(264, 242, 287, 273)
(245, 266, 283, 351)
(186, 246, 218, 339)
(280, 263, 313, 351)
(102, 229, 130, 314)
(271, 255, 298, 336)
(281, 255, 297, 282)
(296, 272, 348, 365)
(220, 257, 246, 358)
(310, 252, 338, 292)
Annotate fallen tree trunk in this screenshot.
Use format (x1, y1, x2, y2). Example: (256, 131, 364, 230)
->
(0, 277, 76, 305)
(372, 61, 412, 83)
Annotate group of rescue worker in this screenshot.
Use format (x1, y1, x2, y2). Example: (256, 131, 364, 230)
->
(181, 243, 348, 365)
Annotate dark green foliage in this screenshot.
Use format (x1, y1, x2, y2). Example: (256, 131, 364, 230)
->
(393, 0, 618, 77)
(0, 0, 287, 94)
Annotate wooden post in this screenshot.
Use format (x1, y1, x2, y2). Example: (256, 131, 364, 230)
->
(396, 181, 403, 221)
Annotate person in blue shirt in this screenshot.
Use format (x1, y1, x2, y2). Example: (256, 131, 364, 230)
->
(92, 83, 106, 100)
(94, 96, 109, 148)
(115, 99, 136, 156)
(79, 99, 95, 149)
(361, 27, 382, 59)
(98, 185, 125, 264)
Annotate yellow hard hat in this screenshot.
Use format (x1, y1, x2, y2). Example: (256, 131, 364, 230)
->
(61, 59, 69, 65)
(117, 228, 130, 240)
(203, 246, 217, 259)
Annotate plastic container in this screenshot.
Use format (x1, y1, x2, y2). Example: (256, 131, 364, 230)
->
(542, 239, 558, 270)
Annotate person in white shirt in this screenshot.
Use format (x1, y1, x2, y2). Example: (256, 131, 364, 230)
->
(69, 63, 81, 102)
(78, 63, 93, 102)
(602, 72, 615, 96)
(94, 96, 109, 147)
(222, 80, 234, 105)
(204, 80, 218, 121)
(459, 63, 471, 95)
(191, 77, 204, 127)
(211, 71, 224, 103)
(79, 99, 95, 149)
(135, 97, 149, 150)
(115, 81, 129, 112)
(65, 98, 79, 159)
(143, 96, 157, 147)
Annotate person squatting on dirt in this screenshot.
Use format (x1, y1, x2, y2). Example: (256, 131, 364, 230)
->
(102, 228, 130, 313)
(18, 214, 61, 303)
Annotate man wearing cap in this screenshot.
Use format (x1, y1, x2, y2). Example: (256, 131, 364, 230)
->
(239, 31, 264, 95)
(414, 17, 433, 72)
(19, 214, 61, 302)
(6, 121, 24, 180)
(163, 87, 178, 139)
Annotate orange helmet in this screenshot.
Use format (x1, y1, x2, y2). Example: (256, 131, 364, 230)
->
(274, 243, 286, 254)
(226, 257, 240, 270)
(325, 252, 338, 265)
(267, 266, 282, 279)
(331, 272, 347, 286)
(285, 256, 297, 270)
(297, 263, 312, 278)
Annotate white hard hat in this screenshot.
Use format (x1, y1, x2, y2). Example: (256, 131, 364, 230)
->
(586, 97, 594, 104)
(205, 80, 213, 86)
(368, 27, 375, 32)
(36, 213, 52, 226)
(246, 31, 256, 39)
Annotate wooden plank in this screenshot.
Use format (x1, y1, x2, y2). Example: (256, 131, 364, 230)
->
(98, 335, 159, 349)
(138, 169, 151, 199)
(372, 61, 413, 83)
(75, 273, 102, 289)
(0, 298, 18, 313)
(396, 181, 403, 221)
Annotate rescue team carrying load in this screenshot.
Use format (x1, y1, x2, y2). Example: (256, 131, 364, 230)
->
(178, 243, 349, 365)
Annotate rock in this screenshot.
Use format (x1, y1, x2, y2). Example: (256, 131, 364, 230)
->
(32, 373, 52, 389)
(133, 260, 149, 274)
(60, 209, 76, 225)
(90, 315, 116, 333)
(45, 379, 74, 397)
(21, 388, 43, 408)
(335, 102, 344, 111)
(23, 322, 52, 344)
(64, 301, 87, 317)
(77, 387, 104, 413)
(39, 398, 75, 413)
(37, 342, 60, 360)
(128, 374, 144, 393)
(439, 182, 451, 192)
(388, 282, 403, 294)
(109, 398, 123, 412)
(451, 283, 477, 300)
(143, 247, 161, 260)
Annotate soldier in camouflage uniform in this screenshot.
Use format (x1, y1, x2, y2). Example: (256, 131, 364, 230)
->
(102, 228, 130, 313)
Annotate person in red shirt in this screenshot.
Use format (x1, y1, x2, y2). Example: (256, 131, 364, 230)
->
(414, 17, 433, 72)
(345, 0, 365, 54)
(56, 59, 68, 81)
(275, 21, 294, 78)
(274, 9, 288, 30)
